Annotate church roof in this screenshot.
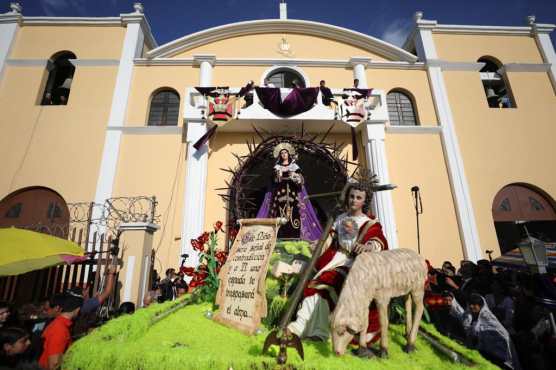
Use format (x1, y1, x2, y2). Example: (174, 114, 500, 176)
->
(147, 19, 418, 62)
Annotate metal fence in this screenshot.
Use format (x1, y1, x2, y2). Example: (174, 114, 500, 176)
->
(0, 196, 158, 307)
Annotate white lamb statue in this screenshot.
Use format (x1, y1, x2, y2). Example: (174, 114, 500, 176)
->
(331, 248, 427, 358)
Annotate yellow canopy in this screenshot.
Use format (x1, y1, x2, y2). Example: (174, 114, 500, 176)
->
(0, 227, 84, 276)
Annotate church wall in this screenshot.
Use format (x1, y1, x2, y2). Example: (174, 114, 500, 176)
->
(172, 33, 388, 61)
(211, 66, 270, 87)
(0, 64, 118, 203)
(366, 69, 438, 125)
(385, 133, 464, 266)
(11, 25, 126, 59)
(126, 66, 197, 126)
(443, 69, 556, 259)
(112, 133, 186, 271)
(432, 33, 544, 64)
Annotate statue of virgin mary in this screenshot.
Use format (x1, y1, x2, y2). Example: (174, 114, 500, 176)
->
(256, 142, 322, 241)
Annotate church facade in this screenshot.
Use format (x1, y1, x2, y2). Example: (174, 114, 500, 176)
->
(1, 3, 555, 297)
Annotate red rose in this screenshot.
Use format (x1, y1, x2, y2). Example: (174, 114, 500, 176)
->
(215, 251, 228, 264)
(199, 232, 210, 244)
(190, 280, 204, 288)
(180, 266, 195, 276)
(191, 239, 203, 252)
(214, 221, 223, 232)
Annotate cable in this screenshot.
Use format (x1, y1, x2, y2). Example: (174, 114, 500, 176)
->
(9, 105, 44, 191)
(153, 140, 185, 271)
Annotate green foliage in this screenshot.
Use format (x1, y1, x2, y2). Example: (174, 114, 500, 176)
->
(264, 295, 288, 328)
(262, 240, 312, 327)
(277, 240, 312, 257)
(64, 302, 498, 370)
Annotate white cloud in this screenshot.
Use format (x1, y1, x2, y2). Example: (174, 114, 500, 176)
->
(381, 18, 413, 47)
(41, 0, 87, 16)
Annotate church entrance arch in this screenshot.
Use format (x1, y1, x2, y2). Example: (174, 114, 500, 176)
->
(0, 186, 70, 304)
(225, 136, 349, 241)
(492, 183, 556, 254)
(0, 186, 70, 238)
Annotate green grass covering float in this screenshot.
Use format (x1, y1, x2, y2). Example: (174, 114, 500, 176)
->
(64, 239, 496, 369)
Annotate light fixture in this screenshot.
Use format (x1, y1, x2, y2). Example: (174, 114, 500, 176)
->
(515, 220, 548, 274)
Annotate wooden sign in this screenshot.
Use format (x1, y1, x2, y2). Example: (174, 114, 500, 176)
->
(214, 218, 281, 335)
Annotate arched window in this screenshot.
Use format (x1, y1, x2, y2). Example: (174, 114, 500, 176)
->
(147, 89, 180, 126)
(386, 90, 418, 126)
(492, 184, 556, 254)
(264, 68, 306, 88)
(478, 56, 516, 108)
(41, 51, 76, 105)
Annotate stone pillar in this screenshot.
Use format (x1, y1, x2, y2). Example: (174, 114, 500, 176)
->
(363, 121, 399, 249)
(117, 222, 158, 307)
(528, 16, 556, 93)
(180, 55, 215, 267)
(0, 3, 22, 84)
(413, 12, 483, 261)
(194, 54, 216, 87)
(92, 6, 146, 242)
(349, 57, 371, 88)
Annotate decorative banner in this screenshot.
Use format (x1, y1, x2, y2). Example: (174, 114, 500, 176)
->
(338, 88, 373, 128)
(207, 91, 237, 126)
(193, 83, 254, 150)
(214, 218, 281, 335)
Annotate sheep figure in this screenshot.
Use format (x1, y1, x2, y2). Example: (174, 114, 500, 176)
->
(331, 248, 427, 358)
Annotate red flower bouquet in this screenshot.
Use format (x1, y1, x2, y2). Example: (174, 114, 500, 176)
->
(181, 221, 228, 302)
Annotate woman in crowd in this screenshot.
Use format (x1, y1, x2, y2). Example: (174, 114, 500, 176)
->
(447, 293, 520, 370)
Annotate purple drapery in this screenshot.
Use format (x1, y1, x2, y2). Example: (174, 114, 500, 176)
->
(256, 185, 322, 242)
(255, 87, 319, 116)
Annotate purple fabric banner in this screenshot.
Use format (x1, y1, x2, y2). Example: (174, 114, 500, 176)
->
(255, 87, 319, 116)
(299, 186, 323, 242)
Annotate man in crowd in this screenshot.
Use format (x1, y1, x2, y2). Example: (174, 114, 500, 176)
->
(319, 80, 335, 107)
(158, 268, 177, 302)
(79, 265, 117, 316)
(39, 293, 83, 370)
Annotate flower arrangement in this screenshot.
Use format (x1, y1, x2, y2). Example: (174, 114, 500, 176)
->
(181, 221, 228, 303)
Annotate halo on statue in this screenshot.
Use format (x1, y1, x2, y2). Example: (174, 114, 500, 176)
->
(272, 142, 297, 159)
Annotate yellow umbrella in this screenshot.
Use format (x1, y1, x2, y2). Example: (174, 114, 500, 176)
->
(0, 227, 85, 276)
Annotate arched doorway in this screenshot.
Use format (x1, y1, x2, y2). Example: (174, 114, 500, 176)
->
(492, 184, 556, 254)
(0, 186, 70, 238)
(0, 187, 70, 304)
(225, 136, 348, 241)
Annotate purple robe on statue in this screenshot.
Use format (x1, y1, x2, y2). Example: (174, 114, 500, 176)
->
(256, 178, 322, 242)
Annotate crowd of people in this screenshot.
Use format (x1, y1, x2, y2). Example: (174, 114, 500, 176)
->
(425, 259, 556, 370)
(0, 266, 138, 369)
(143, 267, 189, 307)
(2, 237, 555, 369)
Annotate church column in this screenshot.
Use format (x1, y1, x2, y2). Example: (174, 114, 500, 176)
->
(180, 55, 215, 266)
(349, 57, 371, 88)
(0, 3, 22, 84)
(413, 12, 482, 261)
(528, 16, 556, 93)
(350, 57, 398, 248)
(362, 121, 399, 249)
(91, 5, 146, 242)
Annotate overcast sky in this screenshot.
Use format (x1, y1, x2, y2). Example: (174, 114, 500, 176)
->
(5, 0, 556, 47)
